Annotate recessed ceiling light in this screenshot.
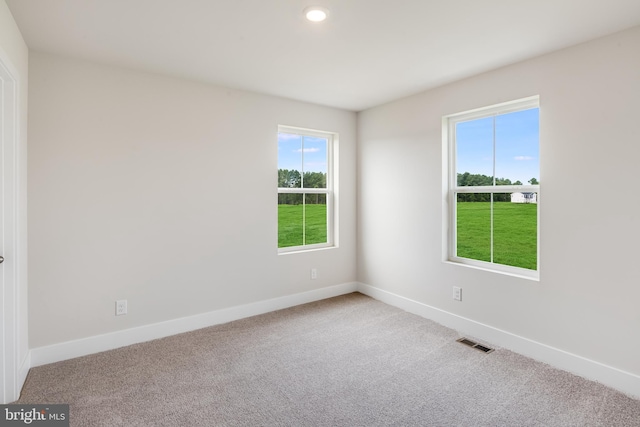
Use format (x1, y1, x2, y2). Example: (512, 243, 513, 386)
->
(304, 6, 329, 22)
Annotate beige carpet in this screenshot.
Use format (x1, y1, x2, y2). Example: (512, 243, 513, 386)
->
(16, 293, 640, 426)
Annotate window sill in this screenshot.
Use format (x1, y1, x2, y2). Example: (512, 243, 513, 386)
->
(278, 244, 337, 255)
(444, 259, 540, 281)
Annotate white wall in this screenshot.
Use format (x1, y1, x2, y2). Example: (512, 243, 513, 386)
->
(28, 52, 356, 348)
(0, 0, 29, 396)
(358, 26, 640, 379)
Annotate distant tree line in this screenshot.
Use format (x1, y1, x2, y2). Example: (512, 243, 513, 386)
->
(278, 169, 327, 205)
(457, 172, 538, 202)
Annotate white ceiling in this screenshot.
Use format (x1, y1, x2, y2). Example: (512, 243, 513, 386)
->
(7, 0, 640, 111)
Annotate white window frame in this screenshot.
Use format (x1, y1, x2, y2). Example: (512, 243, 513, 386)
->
(442, 96, 540, 279)
(278, 125, 336, 254)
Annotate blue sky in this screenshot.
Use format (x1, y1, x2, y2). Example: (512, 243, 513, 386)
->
(456, 108, 539, 184)
(278, 133, 328, 173)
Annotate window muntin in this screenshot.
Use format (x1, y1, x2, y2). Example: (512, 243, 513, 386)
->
(278, 126, 334, 252)
(445, 97, 540, 278)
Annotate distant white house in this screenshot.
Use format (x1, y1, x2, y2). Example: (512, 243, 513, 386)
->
(511, 192, 537, 204)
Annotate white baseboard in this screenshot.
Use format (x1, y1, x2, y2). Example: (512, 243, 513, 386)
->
(356, 282, 640, 399)
(26, 281, 640, 399)
(30, 282, 359, 368)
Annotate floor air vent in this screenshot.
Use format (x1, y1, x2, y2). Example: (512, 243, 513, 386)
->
(457, 337, 494, 354)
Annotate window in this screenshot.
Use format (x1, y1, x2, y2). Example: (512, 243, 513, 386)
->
(444, 97, 540, 278)
(277, 126, 335, 252)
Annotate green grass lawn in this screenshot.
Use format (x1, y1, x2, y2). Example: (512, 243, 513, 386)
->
(278, 204, 327, 248)
(278, 201, 536, 270)
(457, 202, 537, 270)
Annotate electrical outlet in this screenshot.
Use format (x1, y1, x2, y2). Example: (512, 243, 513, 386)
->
(116, 299, 127, 316)
(453, 286, 462, 301)
(311, 268, 318, 280)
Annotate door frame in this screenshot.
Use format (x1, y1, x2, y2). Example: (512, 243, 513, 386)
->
(0, 48, 20, 404)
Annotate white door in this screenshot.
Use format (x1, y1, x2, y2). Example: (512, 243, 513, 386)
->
(0, 52, 19, 404)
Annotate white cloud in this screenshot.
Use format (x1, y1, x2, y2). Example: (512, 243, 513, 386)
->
(296, 148, 320, 153)
(514, 156, 534, 161)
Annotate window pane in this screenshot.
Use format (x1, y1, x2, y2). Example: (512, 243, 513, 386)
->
(495, 108, 539, 186)
(447, 98, 539, 274)
(493, 193, 537, 270)
(302, 136, 328, 189)
(304, 193, 327, 245)
(456, 117, 494, 186)
(278, 193, 303, 248)
(278, 133, 302, 188)
(456, 193, 491, 262)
